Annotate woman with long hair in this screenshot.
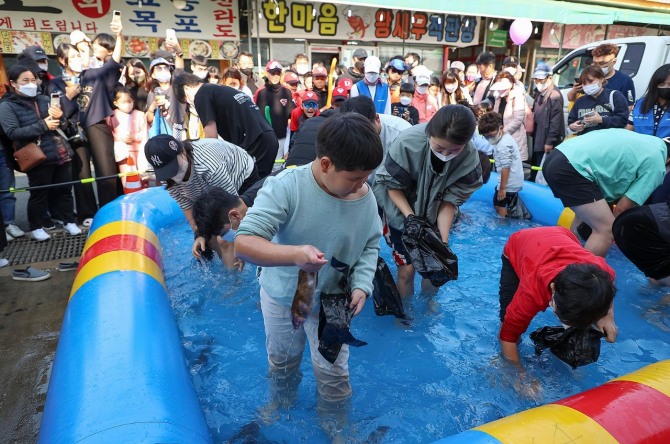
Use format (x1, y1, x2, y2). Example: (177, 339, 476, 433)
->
(627, 63, 670, 138)
(440, 68, 472, 107)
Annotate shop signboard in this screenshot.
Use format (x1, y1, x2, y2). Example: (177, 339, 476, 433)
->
(486, 29, 507, 47)
(259, 1, 481, 47)
(0, 0, 240, 58)
(541, 24, 660, 50)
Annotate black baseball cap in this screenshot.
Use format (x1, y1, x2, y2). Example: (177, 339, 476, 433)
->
(22, 45, 48, 62)
(352, 48, 368, 60)
(145, 135, 183, 181)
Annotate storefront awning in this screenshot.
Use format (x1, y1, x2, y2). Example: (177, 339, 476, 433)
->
(312, 0, 670, 25)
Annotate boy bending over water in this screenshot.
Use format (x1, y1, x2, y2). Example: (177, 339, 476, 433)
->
(499, 227, 616, 372)
(234, 113, 382, 435)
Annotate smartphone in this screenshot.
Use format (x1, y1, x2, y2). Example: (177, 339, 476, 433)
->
(166, 28, 177, 41)
(574, 77, 580, 84)
(111, 10, 121, 26)
(583, 110, 596, 118)
(50, 92, 61, 108)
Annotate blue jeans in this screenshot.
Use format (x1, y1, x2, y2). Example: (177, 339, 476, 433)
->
(0, 150, 16, 225)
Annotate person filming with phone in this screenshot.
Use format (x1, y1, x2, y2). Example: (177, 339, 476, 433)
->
(567, 65, 628, 136)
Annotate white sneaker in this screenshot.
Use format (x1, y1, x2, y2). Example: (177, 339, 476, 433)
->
(6, 232, 12, 242)
(5, 224, 25, 238)
(31, 228, 51, 242)
(64, 223, 82, 236)
(0, 258, 8, 268)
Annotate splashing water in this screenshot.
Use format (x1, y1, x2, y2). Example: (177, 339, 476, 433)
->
(161, 201, 670, 443)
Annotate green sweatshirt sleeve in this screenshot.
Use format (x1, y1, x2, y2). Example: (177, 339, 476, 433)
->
(235, 173, 290, 241)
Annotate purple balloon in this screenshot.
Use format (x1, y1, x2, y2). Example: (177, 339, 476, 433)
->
(510, 19, 533, 45)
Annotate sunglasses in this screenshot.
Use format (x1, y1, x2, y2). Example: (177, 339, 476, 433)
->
(389, 68, 405, 74)
(303, 102, 318, 109)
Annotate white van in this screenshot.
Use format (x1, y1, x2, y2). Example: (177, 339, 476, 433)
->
(552, 36, 670, 113)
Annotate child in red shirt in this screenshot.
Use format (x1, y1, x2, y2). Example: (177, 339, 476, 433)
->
(499, 226, 616, 371)
(289, 90, 320, 136)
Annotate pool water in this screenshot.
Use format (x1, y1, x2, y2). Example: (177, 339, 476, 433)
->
(160, 201, 670, 443)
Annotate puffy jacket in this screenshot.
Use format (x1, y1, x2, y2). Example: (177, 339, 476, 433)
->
(0, 92, 69, 164)
(286, 110, 338, 167)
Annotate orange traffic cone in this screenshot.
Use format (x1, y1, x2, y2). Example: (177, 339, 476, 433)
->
(123, 156, 142, 194)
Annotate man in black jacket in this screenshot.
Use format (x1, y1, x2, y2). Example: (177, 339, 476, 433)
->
(336, 48, 367, 86)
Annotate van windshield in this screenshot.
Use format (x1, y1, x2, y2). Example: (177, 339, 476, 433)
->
(553, 49, 593, 89)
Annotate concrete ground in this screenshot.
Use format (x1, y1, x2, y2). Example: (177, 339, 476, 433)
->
(0, 173, 77, 444)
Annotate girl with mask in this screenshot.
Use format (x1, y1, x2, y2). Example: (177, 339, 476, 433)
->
(627, 63, 670, 138)
(124, 58, 150, 112)
(568, 65, 628, 136)
(373, 105, 484, 298)
(109, 86, 149, 189)
(221, 67, 254, 98)
(440, 69, 472, 107)
(489, 72, 529, 161)
(47, 43, 97, 226)
(464, 64, 480, 95)
(410, 66, 439, 123)
(0, 65, 81, 241)
(146, 56, 186, 140)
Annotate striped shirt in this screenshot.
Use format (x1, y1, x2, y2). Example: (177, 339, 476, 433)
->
(168, 138, 254, 210)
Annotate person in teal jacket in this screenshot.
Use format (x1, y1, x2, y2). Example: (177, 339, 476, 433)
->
(543, 128, 668, 257)
(234, 113, 382, 438)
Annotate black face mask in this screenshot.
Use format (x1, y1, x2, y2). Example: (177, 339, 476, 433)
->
(240, 68, 253, 77)
(658, 87, 670, 101)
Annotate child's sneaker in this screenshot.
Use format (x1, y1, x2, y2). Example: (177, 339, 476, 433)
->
(31, 228, 51, 242)
(64, 223, 82, 236)
(5, 224, 25, 238)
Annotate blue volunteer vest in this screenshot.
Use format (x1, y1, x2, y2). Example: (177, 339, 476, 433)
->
(632, 98, 670, 138)
(355, 80, 389, 114)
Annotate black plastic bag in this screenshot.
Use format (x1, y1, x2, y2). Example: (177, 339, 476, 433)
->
(372, 257, 411, 320)
(401, 215, 458, 287)
(530, 326, 605, 369)
(506, 194, 532, 220)
(318, 293, 367, 364)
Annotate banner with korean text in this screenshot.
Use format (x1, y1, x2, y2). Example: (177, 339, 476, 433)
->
(259, 1, 480, 47)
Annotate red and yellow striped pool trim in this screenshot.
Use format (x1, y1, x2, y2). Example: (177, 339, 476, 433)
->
(475, 360, 670, 443)
(70, 221, 164, 300)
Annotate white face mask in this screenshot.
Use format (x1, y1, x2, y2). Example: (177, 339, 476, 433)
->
(69, 59, 83, 73)
(38, 62, 49, 72)
(601, 66, 610, 75)
(535, 82, 547, 92)
(399, 96, 412, 106)
(431, 149, 458, 162)
(296, 64, 309, 75)
(583, 82, 601, 96)
(416, 85, 429, 94)
(504, 67, 517, 76)
(17, 83, 38, 97)
(444, 84, 458, 94)
(172, 156, 189, 183)
(116, 102, 134, 114)
(89, 57, 103, 69)
(365, 73, 379, 84)
(154, 71, 172, 84)
(193, 70, 208, 80)
(487, 132, 503, 145)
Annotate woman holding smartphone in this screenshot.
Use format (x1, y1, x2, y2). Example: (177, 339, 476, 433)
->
(0, 64, 80, 241)
(568, 65, 628, 136)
